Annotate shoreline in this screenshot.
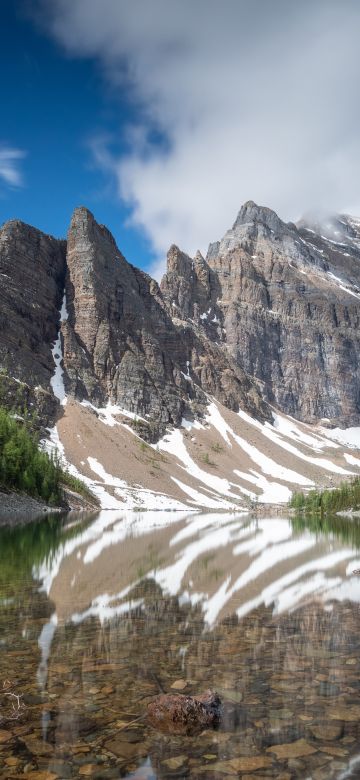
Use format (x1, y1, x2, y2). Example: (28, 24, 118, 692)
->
(0, 490, 292, 529)
(0, 490, 63, 527)
(0, 486, 99, 527)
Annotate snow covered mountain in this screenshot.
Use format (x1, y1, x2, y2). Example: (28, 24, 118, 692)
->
(1, 201, 360, 509)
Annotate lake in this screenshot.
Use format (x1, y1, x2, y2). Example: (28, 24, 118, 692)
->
(0, 509, 360, 779)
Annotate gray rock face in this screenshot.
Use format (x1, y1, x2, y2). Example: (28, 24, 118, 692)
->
(160, 244, 223, 340)
(61, 207, 269, 437)
(0, 219, 66, 422)
(2, 200, 360, 435)
(162, 201, 360, 426)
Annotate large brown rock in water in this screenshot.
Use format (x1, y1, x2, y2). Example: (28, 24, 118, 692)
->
(147, 690, 222, 735)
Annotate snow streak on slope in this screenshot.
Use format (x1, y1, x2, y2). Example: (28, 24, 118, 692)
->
(156, 427, 243, 503)
(155, 403, 314, 505)
(47, 395, 360, 510)
(238, 408, 352, 475)
(321, 425, 360, 449)
(327, 271, 360, 300)
(43, 421, 191, 511)
(87, 455, 191, 511)
(50, 291, 68, 406)
(81, 400, 147, 426)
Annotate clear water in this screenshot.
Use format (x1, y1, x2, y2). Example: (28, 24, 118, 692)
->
(0, 509, 360, 779)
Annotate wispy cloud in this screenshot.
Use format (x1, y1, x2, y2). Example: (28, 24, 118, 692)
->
(35, 0, 360, 269)
(0, 145, 26, 188)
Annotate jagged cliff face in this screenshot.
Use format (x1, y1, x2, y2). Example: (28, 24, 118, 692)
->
(161, 201, 360, 427)
(60, 207, 269, 436)
(1, 200, 360, 438)
(0, 219, 66, 423)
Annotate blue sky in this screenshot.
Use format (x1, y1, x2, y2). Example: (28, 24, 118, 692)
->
(0, 1, 156, 270)
(2, 1, 360, 278)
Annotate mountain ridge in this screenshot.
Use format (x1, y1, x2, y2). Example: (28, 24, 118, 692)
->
(2, 198, 360, 432)
(2, 200, 360, 509)
(163, 201, 360, 426)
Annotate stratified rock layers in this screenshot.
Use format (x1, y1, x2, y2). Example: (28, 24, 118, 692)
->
(0, 219, 66, 422)
(1, 200, 360, 434)
(0, 219, 66, 383)
(61, 207, 268, 436)
(162, 201, 360, 426)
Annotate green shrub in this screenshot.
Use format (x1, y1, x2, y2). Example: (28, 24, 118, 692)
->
(0, 407, 62, 503)
(202, 452, 216, 467)
(0, 405, 95, 506)
(211, 442, 224, 454)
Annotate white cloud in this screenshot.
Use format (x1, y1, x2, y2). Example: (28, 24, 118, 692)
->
(0, 145, 26, 188)
(35, 0, 360, 271)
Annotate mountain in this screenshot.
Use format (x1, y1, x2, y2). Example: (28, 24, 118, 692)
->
(1, 201, 360, 510)
(162, 201, 360, 426)
(62, 207, 269, 436)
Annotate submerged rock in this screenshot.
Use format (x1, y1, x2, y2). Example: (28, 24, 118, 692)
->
(147, 690, 222, 735)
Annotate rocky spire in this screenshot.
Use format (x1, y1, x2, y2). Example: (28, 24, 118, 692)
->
(232, 200, 289, 235)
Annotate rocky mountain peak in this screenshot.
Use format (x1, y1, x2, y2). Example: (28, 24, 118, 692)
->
(204, 201, 333, 281)
(62, 209, 269, 434)
(2, 198, 360, 445)
(68, 206, 117, 254)
(165, 244, 193, 278)
(161, 242, 216, 323)
(161, 200, 360, 427)
(164, 244, 209, 286)
(206, 200, 297, 263)
(232, 199, 287, 234)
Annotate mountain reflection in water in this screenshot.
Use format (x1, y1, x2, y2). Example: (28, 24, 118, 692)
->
(0, 509, 360, 779)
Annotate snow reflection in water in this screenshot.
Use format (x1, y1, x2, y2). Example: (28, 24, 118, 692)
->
(0, 510, 360, 778)
(34, 510, 360, 627)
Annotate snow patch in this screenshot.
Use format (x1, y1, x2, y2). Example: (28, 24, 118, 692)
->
(272, 412, 336, 450)
(50, 292, 68, 406)
(181, 417, 205, 431)
(172, 477, 239, 510)
(323, 426, 360, 449)
(327, 271, 360, 300)
(205, 402, 232, 445)
(60, 292, 68, 322)
(87, 455, 192, 511)
(238, 408, 351, 475)
(344, 453, 360, 467)
(81, 400, 147, 426)
(234, 469, 291, 503)
(43, 422, 190, 511)
(157, 427, 241, 503)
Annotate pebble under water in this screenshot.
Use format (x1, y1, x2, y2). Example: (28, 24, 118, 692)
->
(0, 509, 360, 779)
